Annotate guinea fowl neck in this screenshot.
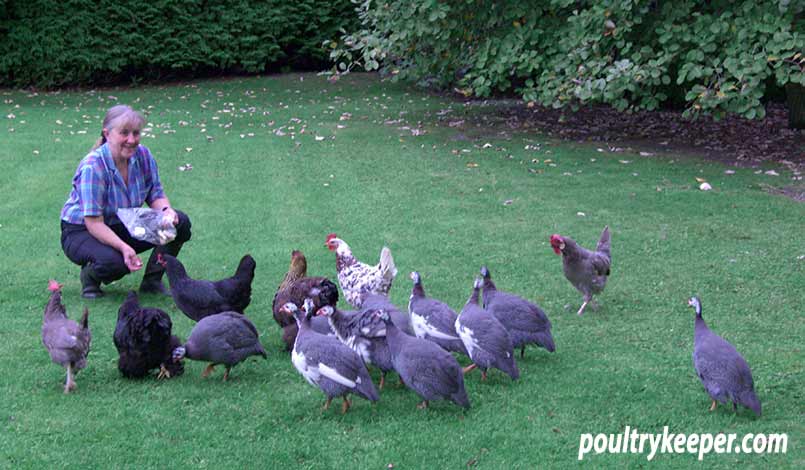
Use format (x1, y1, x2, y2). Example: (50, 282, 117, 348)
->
(384, 320, 404, 356)
(468, 287, 481, 305)
(411, 280, 425, 298)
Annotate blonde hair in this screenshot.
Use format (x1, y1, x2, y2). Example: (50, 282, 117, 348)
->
(91, 105, 146, 151)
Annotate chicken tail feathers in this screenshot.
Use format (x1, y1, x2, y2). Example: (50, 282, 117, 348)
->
(379, 246, 397, 281)
(596, 225, 611, 258)
(80, 307, 90, 330)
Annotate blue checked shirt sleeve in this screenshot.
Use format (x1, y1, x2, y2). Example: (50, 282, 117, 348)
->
(77, 164, 105, 217)
(141, 146, 166, 205)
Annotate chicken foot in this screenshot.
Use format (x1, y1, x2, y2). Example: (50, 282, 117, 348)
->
(416, 400, 429, 410)
(157, 364, 171, 380)
(222, 366, 232, 381)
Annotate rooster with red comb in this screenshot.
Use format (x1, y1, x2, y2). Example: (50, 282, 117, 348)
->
(550, 226, 611, 316)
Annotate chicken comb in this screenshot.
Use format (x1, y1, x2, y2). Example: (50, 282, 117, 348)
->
(326, 233, 338, 242)
(47, 279, 63, 292)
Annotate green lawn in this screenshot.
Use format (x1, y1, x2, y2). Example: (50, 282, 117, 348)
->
(1, 73, 802, 469)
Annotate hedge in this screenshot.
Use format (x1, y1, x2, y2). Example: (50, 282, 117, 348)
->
(0, 0, 359, 87)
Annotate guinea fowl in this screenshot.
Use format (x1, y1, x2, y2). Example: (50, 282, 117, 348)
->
(41, 280, 91, 393)
(550, 225, 611, 316)
(318, 304, 396, 390)
(480, 266, 555, 357)
(113, 291, 184, 379)
(378, 309, 470, 410)
(326, 233, 397, 308)
(282, 300, 379, 414)
(158, 253, 256, 321)
(172, 312, 267, 381)
(272, 250, 339, 351)
(407, 272, 468, 356)
(362, 293, 414, 336)
(456, 278, 519, 381)
(687, 297, 761, 416)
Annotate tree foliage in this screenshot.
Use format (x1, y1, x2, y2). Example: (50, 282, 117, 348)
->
(328, 0, 805, 120)
(0, 0, 359, 87)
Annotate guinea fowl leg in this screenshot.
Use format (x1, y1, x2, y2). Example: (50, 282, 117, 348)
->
(379, 372, 386, 390)
(341, 397, 351, 414)
(520, 346, 526, 359)
(417, 400, 429, 410)
(481, 370, 488, 381)
(577, 300, 589, 316)
(709, 399, 717, 412)
(462, 364, 477, 375)
(201, 364, 216, 378)
(222, 366, 232, 381)
(321, 397, 333, 412)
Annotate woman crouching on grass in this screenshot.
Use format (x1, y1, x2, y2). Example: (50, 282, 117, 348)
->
(60, 104, 192, 298)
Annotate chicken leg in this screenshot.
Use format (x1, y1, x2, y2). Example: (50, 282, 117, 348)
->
(64, 364, 76, 394)
(709, 399, 717, 412)
(577, 300, 590, 316)
(222, 366, 232, 381)
(462, 364, 477, 375)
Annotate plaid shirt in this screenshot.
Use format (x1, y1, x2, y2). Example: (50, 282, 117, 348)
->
(61, 144, 166, 225)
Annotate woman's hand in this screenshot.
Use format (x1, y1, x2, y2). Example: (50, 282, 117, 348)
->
(161, 207, 179, 227)
(121, 244, 143, 272)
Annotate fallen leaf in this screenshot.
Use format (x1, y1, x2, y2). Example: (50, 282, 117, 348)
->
(699, 182, 712, 191)
(503, 199, 514, 205)
(695, 177, 707, 183)
(577, 211, 586, 217)
(467, 162, 479, 168)
(765, 170, 779, 176)
(619, 160, 631, 164)
(639, 151, 654, 156)
(185, 147, 193, 152)
(315, 135, 325, 141)
(724, 170, 736, 175)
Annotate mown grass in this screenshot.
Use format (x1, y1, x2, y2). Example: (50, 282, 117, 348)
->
(0, 73, 802, 469)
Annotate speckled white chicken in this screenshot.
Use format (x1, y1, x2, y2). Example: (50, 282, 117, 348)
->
(325, 233, 397, 308)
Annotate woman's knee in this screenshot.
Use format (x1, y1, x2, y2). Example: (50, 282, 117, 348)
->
(91, 255, 130, 283)
(174, 210, 192, 243)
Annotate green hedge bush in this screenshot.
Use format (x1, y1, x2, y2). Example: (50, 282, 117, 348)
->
(328, 0, 804, 121)
(0, 0, 359, 87)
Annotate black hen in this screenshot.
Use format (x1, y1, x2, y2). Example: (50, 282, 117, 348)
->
(113, 291, 184, 379)
(158, 253, 256, 321)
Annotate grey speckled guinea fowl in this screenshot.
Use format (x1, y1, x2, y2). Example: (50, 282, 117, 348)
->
(378, 309, 470, 410)
(318, 305, 396, 390)
(282, 300, 379, 414)
(688, 297, 761, 416)
(480, 266, 555, 357)
(407, 272, 468, 357)
(362, 293, 414, 336)
(172, 311, 267, 381)
(456, 278, 519, 381)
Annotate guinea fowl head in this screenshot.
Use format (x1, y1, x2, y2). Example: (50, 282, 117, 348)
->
(171, 346, 186, 363)
(550, 234, 565, 254)
(47, 279, 62, 292)
(301, 298, 316, 319)
(688, 296, 703, 318)
(479, 266, 490, 279)
(316, 305, 334, 317)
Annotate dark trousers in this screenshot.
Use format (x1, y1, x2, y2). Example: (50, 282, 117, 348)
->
(61, 210, 192, 284)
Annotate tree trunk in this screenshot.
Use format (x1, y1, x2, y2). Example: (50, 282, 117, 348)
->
(787, 83, 805, 129)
